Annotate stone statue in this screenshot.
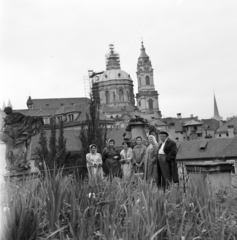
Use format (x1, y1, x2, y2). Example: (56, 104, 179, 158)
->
(0, 107, 44, 173)
(123, 116, 160, 147)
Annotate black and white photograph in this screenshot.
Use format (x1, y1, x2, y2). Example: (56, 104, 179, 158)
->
(0, 0, 237, 239)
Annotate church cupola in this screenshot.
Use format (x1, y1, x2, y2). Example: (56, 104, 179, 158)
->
(106, 44, 121, 70)
(139, 41, 149, 58)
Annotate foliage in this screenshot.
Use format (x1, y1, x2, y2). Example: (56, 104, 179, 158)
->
(79, 98, 107, 157)
(34, 129, 50, 171)
(1, 172, 237, 240)
(57, 120, 67, 167)
(35, 118, 68, 171)
(49, 117, 57, 164)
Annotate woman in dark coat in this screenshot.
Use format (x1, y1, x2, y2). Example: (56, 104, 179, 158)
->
(102, 139, 122, 178)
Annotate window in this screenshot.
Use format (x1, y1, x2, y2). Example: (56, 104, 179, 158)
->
(106, 91, 110, 104)
(219, 134, 221, 137)
(113, 92, 116, 102)
(148, 99, 153, 109)
(127, 91, 129, 102)
(119, 89, 124, 102)
(118, 73, 121, 77)
(139, 101, 141, 106)
(68, 114, 74, 121)
(58, 116, 62, 122)
(139, 77, 141, 87)
(145, 76, 150, 85)
(43, 118, 50, 124)
(226, 133, 229, 137)
(46, 103, 49, 107)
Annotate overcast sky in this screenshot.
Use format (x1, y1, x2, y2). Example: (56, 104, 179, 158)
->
(0, 0, 237, 119)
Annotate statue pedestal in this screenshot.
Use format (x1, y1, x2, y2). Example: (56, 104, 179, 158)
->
(185, 162, 232, 193)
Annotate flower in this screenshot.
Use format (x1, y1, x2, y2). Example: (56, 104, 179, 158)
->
(88, 193, 96, 199)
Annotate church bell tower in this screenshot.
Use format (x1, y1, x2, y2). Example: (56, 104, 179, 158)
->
(136, 42, 161, 117)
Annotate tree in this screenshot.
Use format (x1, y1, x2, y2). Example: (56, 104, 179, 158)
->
(79, 98, 107, 160)
(57, 120, 67, 167)
(49, 117, 57, 166)
(34, 129, 49, 171)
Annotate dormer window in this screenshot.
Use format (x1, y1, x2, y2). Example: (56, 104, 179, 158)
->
(58, 116, 62, 122)
(68, 114, 74, 121)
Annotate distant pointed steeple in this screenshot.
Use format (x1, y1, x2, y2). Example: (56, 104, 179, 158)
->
(2, 101, 5, 110)
(7, 99, 12, 109)
(213, 94, 222, 121)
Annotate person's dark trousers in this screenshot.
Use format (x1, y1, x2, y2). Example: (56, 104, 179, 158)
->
(157, 154, 171, 191)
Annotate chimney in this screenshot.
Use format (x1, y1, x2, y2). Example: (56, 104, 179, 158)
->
(177, 113, 182, 119)
(227, 125, 234, 137)
(190, 114, 193, 119)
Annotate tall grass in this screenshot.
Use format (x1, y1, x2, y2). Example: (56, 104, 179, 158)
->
(1, 170, 237, 240)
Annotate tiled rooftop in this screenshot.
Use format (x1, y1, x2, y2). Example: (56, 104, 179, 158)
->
(177, 137, 233, 161)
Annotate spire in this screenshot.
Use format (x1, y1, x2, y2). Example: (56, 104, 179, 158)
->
(213, 94, 222, 121)
(7, 99, 12, 109)
(139, 41, 149, 58)
(105, 44, 120, 70)
(2, 101, 5, 110)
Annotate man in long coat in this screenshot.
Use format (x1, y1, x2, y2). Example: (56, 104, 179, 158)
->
(157, 131, 179, 190)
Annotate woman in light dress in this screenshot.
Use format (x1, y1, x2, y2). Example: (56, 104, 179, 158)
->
(120, 142, 133, 180)
(86, 144, 104, 183)
(144, 135, 159, 183)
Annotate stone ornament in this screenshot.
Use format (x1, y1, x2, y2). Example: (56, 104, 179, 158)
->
(0, 107, 44, 173)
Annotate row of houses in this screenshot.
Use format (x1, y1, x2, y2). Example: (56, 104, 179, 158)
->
(2, 96, 236, 174)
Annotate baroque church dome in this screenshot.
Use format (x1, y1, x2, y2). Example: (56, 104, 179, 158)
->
(93, 44, 135, 110)
(99, 69, 131, 82)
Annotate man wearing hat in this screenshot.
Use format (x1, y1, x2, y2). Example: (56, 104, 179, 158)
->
(157, 131, 179, 190)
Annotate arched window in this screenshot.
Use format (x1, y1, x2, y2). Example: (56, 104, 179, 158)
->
(119, 89, 124, 102)
(145, 76, 150, 85)
(127, 91, 129, 102)
(106, 91, 110, 104)
(113, 92, 116, 102)
(139, 77, 141, 87)
(148, 99, 153, 109)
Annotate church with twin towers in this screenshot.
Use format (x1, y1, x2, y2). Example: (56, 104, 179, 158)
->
(90, 42, 162, 120)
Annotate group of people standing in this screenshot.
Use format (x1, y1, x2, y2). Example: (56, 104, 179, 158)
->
(86, 131, 179, 190)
